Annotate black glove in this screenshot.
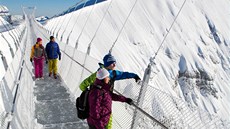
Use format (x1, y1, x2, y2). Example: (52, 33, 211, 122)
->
(30, 58, 33, 62)
(134, 75, 141, 82)
(59, 55, 61, 60)
(126, 98, 133, 105)
(45, 60, 48, 64)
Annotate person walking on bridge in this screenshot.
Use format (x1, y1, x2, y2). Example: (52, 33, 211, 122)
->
(45, 36, 61, 79)
(30, 38, 47, 79)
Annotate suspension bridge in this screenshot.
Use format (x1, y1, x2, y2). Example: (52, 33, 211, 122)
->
(0, 0, 229, 129)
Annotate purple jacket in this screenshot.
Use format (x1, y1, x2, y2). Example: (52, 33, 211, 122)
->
(87, 79, 127, 129)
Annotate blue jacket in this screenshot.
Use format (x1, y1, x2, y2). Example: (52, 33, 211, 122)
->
(45, 41, 61, 59)
(108, 69, 137, 80)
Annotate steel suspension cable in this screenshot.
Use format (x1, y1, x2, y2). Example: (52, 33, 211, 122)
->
(61, 0, 85, 16)
(55, 8, 72, 39)
(60, 0, 85, 42)
(2, 11, 21, 37)
(87, 0, 114, 52)
(0, 32, 14, 59)
(4, 17, 21, 40)
(0, 16, 19, 43)
(0, 18, 19, 51)
(73, 0, 107, 93)
(75, 0, 114, 75)
(149, 0, 187, 65)
(74, 0, 99, 49)
(65, 0, 88, 45)
(71, 0, 114, 93)
(53, 14, 69, 38)
(60, 0, 87, 66)
(50, 16, 62, 35)
(131, 1, 187, 128)
(46, 18, 55, 34)
(59, 1, 91, 86)
(0, 14, 25, 58)
(109, 0, 139, 54)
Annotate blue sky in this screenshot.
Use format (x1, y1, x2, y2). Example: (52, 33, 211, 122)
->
(0, 0, 81, 17)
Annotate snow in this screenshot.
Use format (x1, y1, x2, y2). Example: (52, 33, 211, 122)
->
(0, 0, 230, 128)
(43, 0, 230, 127)
(0, 5, 9, 14)
(36, 16, 49, 24)
(0, 16, 25, 80)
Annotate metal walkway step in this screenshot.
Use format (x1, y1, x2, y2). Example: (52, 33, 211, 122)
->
(33, 66, 87, 129)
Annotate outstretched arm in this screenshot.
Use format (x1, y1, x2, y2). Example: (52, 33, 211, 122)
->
(111, 93, 127, 102)
(111, 70, 140, 81)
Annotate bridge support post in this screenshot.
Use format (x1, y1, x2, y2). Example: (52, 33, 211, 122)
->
(131, 63, 152, 129)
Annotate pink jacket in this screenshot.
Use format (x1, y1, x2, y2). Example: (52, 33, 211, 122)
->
(87, 79, 127, 129)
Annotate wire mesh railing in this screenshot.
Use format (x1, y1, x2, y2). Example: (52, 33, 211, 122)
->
(0, 15, 36, 129)
(114, 79, 229, 129)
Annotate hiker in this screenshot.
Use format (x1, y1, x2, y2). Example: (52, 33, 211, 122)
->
(80, 53, 141, 91)
(87, 68, 133, 129)
(45, 36, 61, 79)
(30, 37, 47, 79)
(80, 53, 141, 129)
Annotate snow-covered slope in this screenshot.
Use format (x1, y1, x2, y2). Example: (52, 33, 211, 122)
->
(0, 5, 9, 14)
(56, 0, 106, 17)
(36, 16, 49, 25)
(43, 0, 230, 127)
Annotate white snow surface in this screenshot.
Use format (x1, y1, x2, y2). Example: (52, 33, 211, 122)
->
(43, 0, 230, 124)
(0, 16, 25, 80)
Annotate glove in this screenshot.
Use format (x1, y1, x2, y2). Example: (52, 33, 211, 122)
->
(126, 98, 133, 105)
(30, 58, 33, 62)
(59, 56, 61, 60)
(46, 60, 48, 64)
(134, 75, 141, 82)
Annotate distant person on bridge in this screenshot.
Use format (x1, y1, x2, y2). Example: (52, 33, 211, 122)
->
(30, 38, 47, 80)
(87, 68, 133, 129)
(79, 53, 141, 129)
(45, 36, 61, 79)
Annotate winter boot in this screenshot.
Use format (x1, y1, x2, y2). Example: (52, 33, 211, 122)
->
(54, 74, 57, 79)
(49, 72, 52, 77)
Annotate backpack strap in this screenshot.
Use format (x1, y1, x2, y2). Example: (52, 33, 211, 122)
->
(83, 89, 90, 108)
(109, 70, 116, 92)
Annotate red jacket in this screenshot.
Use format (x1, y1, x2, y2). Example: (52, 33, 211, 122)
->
(87, 79, 127, 129)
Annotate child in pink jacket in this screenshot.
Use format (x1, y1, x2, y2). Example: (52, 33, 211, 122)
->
(30, 38, 47, 79)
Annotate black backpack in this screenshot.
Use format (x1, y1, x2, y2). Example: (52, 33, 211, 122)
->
(76, 85, 103, 120)
(76, 88, 90, 119)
